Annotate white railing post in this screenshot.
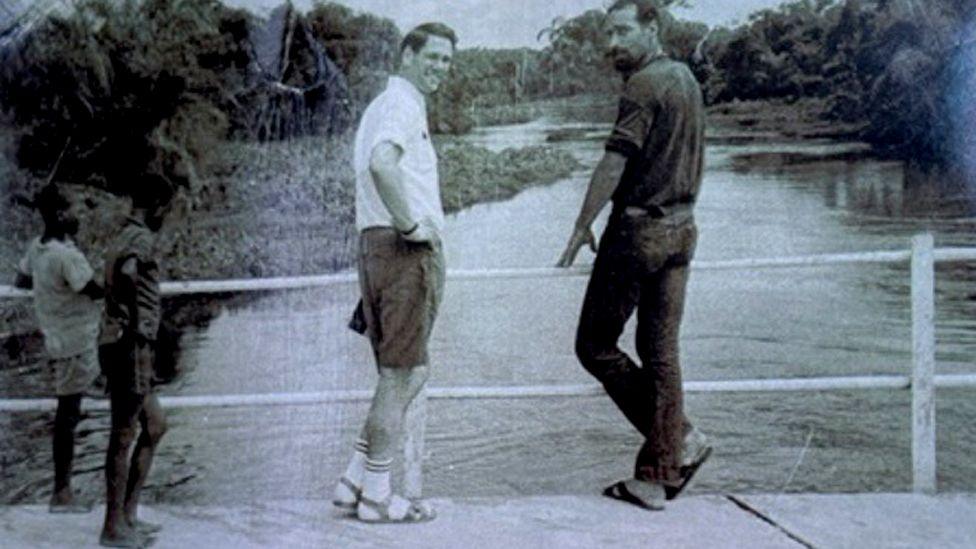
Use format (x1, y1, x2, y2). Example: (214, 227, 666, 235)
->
(403, 386, 427, 499)
(911, 233, 937, 494)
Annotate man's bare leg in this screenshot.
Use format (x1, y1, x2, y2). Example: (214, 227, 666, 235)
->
(100, 391, 146, 547)
(123, 394, 167, 535)
(357, 365, 432, 521)
(50, 394, 87, 512)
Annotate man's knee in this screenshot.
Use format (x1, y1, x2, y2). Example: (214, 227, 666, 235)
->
(575, 335, 606, 379)
(55, 396, 82, 429)
(378, 364, 428, 388)
(144, 414, 167, 445)
(112, 426, 139, 448)
(408, 365, 430, 387)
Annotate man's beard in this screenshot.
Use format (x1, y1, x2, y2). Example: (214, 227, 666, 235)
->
(610, 50, 639, 73)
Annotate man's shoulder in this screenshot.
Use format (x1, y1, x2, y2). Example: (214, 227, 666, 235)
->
(368, 85, 423, 118)
(40, 238, 85, 262)
(632, 58, 693, 85)
(112, 221, 154, 258)
(627, 60, 699, 104)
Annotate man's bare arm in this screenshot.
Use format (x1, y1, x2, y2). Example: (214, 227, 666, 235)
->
(556, 151, 629, 267)
(370, 142, 414, 230)
(369, 141, 436, 242)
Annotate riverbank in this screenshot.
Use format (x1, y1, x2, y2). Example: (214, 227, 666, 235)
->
(472, 94, 867, 143)
(706, 97, 867, 143)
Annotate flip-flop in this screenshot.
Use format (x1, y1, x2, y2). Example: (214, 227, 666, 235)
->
(665, 444, 713, 500)
(332, 477, 361, 511)
(356, 494, 436, 524)
(602, 480, 664, 511)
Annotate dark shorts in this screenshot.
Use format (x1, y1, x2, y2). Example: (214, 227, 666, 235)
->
(357, 227, 445, 369)
(98, 335, 155, 396)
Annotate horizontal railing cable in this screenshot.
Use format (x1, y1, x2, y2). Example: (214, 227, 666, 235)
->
(3, 373, 976, 413)
(4, 246, 976, 300)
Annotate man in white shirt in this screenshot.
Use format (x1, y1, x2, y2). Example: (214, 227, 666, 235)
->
(333, 22, 455, 524)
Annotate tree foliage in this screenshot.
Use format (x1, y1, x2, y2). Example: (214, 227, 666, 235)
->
(305, 2, 400, 116)
(0, 0, 242, 197)
(519, 0, 975, 168)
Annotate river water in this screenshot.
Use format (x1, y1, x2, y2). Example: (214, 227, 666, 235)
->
(5, 118, 976, 504)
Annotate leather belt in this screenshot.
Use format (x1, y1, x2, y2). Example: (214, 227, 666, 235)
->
(622, 202, 694, 219)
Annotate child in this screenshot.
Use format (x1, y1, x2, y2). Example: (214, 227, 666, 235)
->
(15, 184, 104, 513)
(98, 179, 172, 548)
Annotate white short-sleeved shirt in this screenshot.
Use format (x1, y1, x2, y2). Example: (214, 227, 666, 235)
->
(353, 76, 444, 232)
(18, 237, 101, 358)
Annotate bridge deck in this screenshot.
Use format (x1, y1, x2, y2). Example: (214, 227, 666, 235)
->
(2, 492, 974, 548)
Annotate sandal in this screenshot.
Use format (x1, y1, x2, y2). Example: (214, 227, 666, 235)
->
(603, 480, 665, 511)
(356, 494, 436, 524)
(333, 477, 361, 511)
(665, 444, 713, 500)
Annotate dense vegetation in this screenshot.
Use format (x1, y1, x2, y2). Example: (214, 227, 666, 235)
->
(697, 0, 975, 168)
(1, 0, 972, 210)
(0, 0, 238, 199)
(523, 0, 975, 169)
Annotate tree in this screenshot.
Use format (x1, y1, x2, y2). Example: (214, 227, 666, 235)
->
(305, 2, 400, 112)
(0, 0, 234, 198)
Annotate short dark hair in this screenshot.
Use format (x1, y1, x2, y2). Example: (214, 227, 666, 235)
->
(400, 22, 457, 56)
(34, 184, 69, 226)
(607, 0, 661, 25)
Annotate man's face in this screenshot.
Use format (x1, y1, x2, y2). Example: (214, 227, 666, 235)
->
(402, 35, 454, 95)
(605, 5, 656, 73)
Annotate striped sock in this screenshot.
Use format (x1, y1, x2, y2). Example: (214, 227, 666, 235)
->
(362, 457, 393, 502)
(343, 438, 369, 485)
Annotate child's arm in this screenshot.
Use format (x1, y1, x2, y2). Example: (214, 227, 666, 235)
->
(117, 257, 145, 340)
(79, 280, 104, 300)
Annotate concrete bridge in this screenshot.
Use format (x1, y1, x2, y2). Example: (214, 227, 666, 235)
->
(3, 492, 975, 548)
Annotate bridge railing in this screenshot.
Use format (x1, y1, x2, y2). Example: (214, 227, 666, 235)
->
(3, 233, 976, 495)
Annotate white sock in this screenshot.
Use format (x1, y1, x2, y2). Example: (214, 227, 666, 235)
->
(343, 438, 369, 485)
(361, 457, 393, 502)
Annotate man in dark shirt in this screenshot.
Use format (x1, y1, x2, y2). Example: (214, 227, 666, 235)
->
(557, 0, 711, 511)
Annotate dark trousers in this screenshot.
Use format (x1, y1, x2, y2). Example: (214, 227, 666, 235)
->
(575, 211, 697, 483)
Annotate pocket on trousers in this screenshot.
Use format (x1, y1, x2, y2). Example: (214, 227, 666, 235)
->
(675, 223, 698, 264)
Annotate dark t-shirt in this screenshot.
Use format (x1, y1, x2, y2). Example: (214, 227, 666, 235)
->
(605, 55, 705, 215)
(101, 217, 161, 343)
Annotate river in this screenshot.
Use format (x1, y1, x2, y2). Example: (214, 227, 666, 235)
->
(4, 117, 976, 504)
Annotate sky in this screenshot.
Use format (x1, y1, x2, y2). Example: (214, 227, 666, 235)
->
(224, 0, 790, 49)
